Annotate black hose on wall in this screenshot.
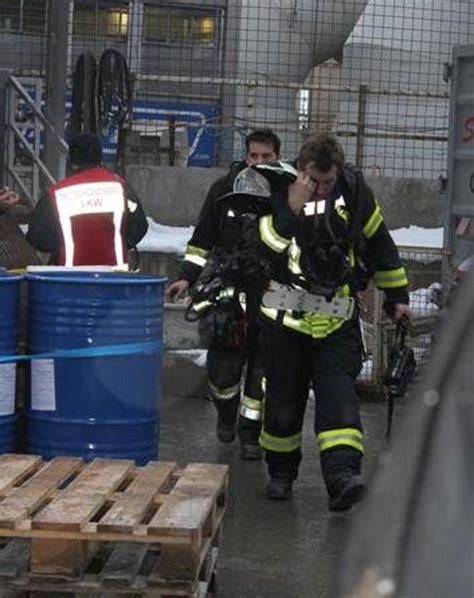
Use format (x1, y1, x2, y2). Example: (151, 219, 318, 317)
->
(67, 48, 133, 170)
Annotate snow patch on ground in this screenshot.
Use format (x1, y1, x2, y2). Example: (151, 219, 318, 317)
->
(167, 349, 207, 367)
(390, 226, 443, 249)
(409, 284, 441, 317)
(137, 218, 194, 255)
(137, 218, 444, 256)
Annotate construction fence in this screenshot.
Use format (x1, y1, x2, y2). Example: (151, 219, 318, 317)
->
(1, 0, 473, 187)
(358, 245, 444, 396)
(0, 1, 466, 396)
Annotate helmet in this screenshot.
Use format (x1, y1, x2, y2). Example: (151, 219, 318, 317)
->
(215, 161, 297, 215)
(252, 160, 298, 187)
(233, 166, 272, 197)
(215, 166, 272, 215)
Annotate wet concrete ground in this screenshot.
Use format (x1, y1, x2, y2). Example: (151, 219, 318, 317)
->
(158, 372, 391, 598)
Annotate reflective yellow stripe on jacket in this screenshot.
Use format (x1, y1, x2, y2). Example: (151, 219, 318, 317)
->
(373, 267, 408, 289)
(260, 306, 348, 339)
(260, 282, 352, 340)
(184, 244, 209, 268)
(363, 201, 383, 239)
(260, 215, 291, 253)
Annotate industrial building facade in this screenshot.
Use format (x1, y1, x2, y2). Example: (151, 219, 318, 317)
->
(1, 1, 474, 175)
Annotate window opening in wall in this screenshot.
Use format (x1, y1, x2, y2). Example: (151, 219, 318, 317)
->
(73, 1, 129, 39)
(298, 88, 310, 130)
(143, 4, 216, 47)
(0, 0, 47, 34)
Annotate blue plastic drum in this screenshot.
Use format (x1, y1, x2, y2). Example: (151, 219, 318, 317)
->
(26, 271, 166, 464)
(0, 272, 22, 453)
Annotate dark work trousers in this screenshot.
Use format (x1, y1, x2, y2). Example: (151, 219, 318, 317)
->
(207, 309, 264, 446)
(261, 317, 364, 487)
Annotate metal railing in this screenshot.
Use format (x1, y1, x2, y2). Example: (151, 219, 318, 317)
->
(4, 75, 68, 204)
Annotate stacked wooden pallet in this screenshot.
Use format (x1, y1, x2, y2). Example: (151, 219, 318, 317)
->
(0, 454, 228, 596)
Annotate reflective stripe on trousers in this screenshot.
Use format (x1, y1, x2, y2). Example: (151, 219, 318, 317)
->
(208, 379, 240, 401)
(239, 395, 262, 421)
(317, 427, 364, 454)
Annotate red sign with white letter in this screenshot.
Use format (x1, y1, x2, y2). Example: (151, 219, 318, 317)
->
(462, 116, 474, 142)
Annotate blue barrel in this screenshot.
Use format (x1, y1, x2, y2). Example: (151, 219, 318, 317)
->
(0, 272, 22, 453)
(26, 271, 166, 464)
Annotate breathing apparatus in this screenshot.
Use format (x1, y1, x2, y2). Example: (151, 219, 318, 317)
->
(251, 161, 358, 299)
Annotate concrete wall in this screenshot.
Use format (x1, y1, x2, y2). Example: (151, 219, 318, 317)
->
(127, 164, 445, 229)
(127, 165, 227, 226)
(367, 176, 444, 229)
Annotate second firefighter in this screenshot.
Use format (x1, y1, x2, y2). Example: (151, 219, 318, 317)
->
(166, 129, 281, 460)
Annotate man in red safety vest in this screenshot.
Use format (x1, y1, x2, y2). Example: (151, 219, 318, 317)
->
(26, 133, 148, 267)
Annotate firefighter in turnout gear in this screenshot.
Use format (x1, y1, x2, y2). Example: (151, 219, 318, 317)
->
(257, 133, 413, 509)
(26, 133, 148, 267)
(166, 129, 281, 460)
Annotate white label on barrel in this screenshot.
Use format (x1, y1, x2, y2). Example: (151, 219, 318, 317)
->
(0, 364, 16, 415)
(31, 359, 56, 411)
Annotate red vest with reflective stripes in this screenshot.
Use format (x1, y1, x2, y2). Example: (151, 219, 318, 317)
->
(48, 166, 128, 266)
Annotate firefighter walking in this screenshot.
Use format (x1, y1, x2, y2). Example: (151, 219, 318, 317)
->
(256, 133, 413, 510)
(166, 129, 281, 460)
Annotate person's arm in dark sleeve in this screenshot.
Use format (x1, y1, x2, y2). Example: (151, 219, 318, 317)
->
(178, 178, 224, 284)
(25, 192, 60, 254)
(125, 199, 148, 249)
(258, 186, 300, 264)
(356, 173, 410, 313)
(123, 184, 149, 248)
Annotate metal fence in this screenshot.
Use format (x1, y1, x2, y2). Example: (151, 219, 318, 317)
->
(358, 245, 444, 396)
(1, 0, 473, 180)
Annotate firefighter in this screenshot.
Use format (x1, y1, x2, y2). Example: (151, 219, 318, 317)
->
(166, 129, 281, 460)
(26, 133, 148, 267)
(256, 133, 413, 509)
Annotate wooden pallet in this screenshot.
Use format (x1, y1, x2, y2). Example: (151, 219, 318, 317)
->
(0, 537, 218, 596)
(0, 454, 228, 596)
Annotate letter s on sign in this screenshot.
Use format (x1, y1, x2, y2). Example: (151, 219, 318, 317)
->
(462, 116, 474, 143)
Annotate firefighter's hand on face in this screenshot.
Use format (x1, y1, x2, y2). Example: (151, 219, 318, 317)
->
(288, 173, 316, 215)
(166, 279, 190, 302)
(0, 187, 20, 211)
(393, 303, 414, 324)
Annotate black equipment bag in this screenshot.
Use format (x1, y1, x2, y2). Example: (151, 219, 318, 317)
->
(198, 300, 247, 349)
(384, 319, 416, 438)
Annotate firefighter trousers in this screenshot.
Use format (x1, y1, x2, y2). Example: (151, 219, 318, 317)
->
(260, 318, 364, 490)
(206, 317, 264, 445)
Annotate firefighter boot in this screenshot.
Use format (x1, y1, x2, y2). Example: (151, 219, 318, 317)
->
(321, 447, 365, 512)
(214, 395, 240, 443)
(238, 416, 262, 460)
(265, 450, 301, 500)
(266, 476, 293, 500)
(241, 444, 262, 460)
(328, 475, 366, 512)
